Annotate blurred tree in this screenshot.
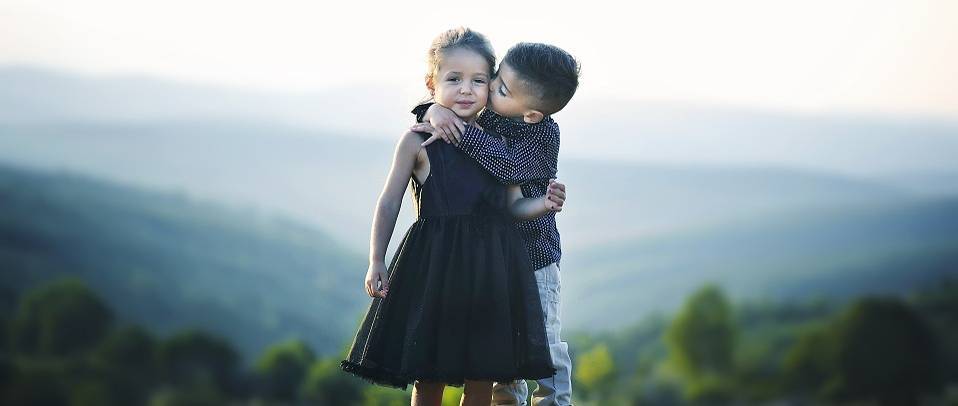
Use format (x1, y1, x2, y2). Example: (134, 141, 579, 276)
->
(157, 329, 239, 396)
(362, 384, 409, 406)
(574, 343, 616, 400)
(0, 363, 69, 406)
(94, 325, 159, 405)
(300, 357, 363, 405)
(664, 284, 737, 403)
(255, 338, 316, 402)
(827, 297, 942, 405)
(147, 384, 225, 406)
(782, 326, 834, 398)
(96, 325, 156, 371)
(441, 385, 464, 405)
(0, 286, 17, 354)
(9, 278, 113, 357)
(69, 378, 113, 406)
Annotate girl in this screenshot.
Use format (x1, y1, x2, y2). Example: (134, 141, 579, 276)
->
(340, 27, 560, 406)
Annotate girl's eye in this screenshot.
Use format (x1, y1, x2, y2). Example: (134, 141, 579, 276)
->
(448, 77, 460, 82)
(473, 79, 486, 84)
(498, 87, 506, 96)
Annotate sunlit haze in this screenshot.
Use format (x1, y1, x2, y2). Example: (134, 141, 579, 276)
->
(2, 0, 956, 118)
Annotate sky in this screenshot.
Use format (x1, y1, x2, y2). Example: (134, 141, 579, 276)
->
(1, 0, 957, 118)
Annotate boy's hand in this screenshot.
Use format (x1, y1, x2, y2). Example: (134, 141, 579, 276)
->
(364, 263, 388, 298)
(421, 104, 465, 146)
(545, 179, 566, 212)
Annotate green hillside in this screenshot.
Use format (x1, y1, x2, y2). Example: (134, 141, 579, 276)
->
(0, 163, 365, 364)
(563, 197, 958, 330)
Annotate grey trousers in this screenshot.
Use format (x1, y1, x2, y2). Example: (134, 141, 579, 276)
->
(491, 262, 573, 406)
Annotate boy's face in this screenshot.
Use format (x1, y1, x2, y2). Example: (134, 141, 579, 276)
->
(488, 61, 542, 123)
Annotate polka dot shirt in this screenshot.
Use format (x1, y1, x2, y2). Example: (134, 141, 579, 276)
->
(413, 105, 562, 270)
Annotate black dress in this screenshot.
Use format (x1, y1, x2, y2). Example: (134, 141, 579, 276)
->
(340, 136, 556, 390)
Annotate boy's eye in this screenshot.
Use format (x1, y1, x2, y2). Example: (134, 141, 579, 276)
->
(498, 86, 507, 96)
(473, 79, 486, 84)
(448, 77, 460, 82)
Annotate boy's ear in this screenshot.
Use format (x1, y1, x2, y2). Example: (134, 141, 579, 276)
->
(522, 110, 544, 124)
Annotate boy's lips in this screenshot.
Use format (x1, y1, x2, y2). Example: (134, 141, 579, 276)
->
(455, 101, 475, 106)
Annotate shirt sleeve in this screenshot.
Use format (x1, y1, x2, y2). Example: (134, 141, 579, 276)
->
(411, 102, 434, 123)
(457, 125, 558, 184)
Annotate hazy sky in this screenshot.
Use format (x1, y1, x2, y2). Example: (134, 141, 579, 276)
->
(2, 0, 956, 118)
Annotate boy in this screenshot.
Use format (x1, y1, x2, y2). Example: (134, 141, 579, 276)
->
(411, 42, 579, 406)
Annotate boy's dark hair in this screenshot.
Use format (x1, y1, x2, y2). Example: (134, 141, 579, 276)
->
(425, 27, 496, 96)
(503, 42, 580, 115)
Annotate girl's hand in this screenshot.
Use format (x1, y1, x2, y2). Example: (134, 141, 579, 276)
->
(545, 179, 566, 212)
(421, 104, 465, 146)
(365, 263, 389, 298)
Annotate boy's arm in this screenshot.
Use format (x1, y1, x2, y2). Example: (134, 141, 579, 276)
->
(508, 180, 566, 220)
(414, 103, 466, 145)
(456, 123, 558, 185)
(410, 104, 559, 185)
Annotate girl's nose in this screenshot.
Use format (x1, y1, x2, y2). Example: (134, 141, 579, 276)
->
(459, 85, 471, 94)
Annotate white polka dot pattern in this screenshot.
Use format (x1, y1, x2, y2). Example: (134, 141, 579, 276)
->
(412, 104, 562, 270)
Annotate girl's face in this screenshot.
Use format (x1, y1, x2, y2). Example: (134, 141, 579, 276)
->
(432, 48, 490, 121)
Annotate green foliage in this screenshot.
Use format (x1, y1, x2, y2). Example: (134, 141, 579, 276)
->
(362, 384, 409, 406)
(0, 361, 70, 406)
(95, 325, 157, 371)
(255, 338, 316, 402)
(441, 385, 464, 405)
(157, 329, 239, 394)
(147, 384, 226, 406)
(782, 326, 834, 396)
(783, 296, 944, 405)
(301, 358, 364, 405)
(829, 297, 943, 404)
(575, 343, 616, 399)
(10, 277, 113, 357)
(0, 165, 365, 361)
(664, 284, 736, 383)
(93, 326, 159, 405)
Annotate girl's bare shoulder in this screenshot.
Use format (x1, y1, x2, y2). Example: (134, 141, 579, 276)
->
(396, 130, 427, 154)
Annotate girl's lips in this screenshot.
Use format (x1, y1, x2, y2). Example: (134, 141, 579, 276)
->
(455, 101, 475, 106)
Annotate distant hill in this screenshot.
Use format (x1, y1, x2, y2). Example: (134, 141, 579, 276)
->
(2, 65, 957, 338)
(2, 65, 957, 177)
(0, 120, 924, 253)
(561, 197, 958, 330)
(0, 163, 366, 363)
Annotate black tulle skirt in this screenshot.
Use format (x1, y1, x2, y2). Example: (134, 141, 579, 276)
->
(340, 214, 556, 390)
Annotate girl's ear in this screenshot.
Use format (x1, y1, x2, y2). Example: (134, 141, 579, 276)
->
(425, 75, 435, 96)
(522, 110, 544, 124)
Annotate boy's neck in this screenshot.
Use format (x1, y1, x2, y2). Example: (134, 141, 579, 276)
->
(482, 107, 544, 125)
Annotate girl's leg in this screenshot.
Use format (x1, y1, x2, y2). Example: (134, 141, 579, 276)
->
(412, 380, 445, 406)
(460, 380, 493, 406)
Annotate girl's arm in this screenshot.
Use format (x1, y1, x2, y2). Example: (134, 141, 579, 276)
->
(365, 131, 423, 298)
(508, 180, 566, 221)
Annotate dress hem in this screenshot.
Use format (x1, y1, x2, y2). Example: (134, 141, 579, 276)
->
(340, 360, 557, 391)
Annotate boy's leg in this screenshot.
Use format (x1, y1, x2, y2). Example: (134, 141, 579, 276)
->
(491, 379, 529, 405)
(530, 262, 573, 406)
